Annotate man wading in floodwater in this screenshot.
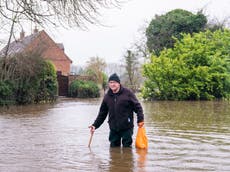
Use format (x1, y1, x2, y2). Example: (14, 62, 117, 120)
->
(89, 73, 144, 147)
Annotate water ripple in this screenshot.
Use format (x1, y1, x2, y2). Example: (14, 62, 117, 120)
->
(0, 99, 230, 171)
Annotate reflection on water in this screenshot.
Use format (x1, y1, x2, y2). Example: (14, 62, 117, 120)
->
(143, 101, 230, 171)
(0, 98, 230, 171)
(109, 148, 134, 172)
(136, 148, 148, 170)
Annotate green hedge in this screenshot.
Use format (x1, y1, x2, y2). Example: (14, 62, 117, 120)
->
(69, 80, 100, 98)
(0, 80, 16, 105)
(142, 29, 230, 100)
(0, 54, 57, 105)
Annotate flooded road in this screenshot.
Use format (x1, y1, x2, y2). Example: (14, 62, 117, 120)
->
(0, 98, 230, 172)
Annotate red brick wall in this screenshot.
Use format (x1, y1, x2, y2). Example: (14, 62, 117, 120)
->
(68, 75, 94, 85)
(26, 31, 72, 76)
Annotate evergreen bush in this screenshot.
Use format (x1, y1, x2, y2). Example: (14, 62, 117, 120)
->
(0, 54, 58, 105)
(69, 80, 100, 98)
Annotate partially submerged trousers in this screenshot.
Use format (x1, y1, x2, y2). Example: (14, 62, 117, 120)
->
(109, 128, 133, 147)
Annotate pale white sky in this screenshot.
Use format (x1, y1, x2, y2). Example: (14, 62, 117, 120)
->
(3, 0, 230, 66)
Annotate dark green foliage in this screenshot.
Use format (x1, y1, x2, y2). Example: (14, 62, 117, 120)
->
(69, 80, 100, 98)
(0, 80, 15, 105)
(146, 9, 207, 56)
(142, 29, 230, 100)
(0, 54, 58, 105)
(14, 59, 57, 104)
(35, 60, 58, 103)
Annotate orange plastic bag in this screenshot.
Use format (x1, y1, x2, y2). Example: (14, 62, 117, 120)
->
(135, 127, 148, 149)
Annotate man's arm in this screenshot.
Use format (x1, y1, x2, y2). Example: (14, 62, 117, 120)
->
(92, 100, 109, 129)
(130, 91, 144, 124)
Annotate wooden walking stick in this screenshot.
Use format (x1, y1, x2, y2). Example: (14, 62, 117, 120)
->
(88, 132, 94, 147)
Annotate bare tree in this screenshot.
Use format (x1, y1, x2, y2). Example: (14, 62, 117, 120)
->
(123, 50, 141, 92)
(85, 56, 106, 86)
(0, 0, 123, 51)
(207, 16, 230, 31)
(0, 0, 122, 80)
(105, 62, 124, 76)
(0, 15, 18, 80)
(132, 22, 150, 61)
(0, 0, 122, 29)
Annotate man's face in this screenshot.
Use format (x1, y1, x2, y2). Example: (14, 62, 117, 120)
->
(108, 81, 120, 93)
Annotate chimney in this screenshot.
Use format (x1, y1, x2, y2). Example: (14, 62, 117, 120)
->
(20, 30, 25, 40)
(33, 26, 38, 34)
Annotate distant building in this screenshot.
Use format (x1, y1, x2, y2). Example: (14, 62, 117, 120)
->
(0, 29, 72, 76)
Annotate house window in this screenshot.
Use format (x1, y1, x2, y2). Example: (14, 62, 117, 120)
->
(57, 71, 62, 76)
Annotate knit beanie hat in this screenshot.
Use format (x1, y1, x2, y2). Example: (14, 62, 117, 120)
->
(108, 73, 120, 83)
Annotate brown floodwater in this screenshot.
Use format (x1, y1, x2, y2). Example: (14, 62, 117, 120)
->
(0, 98, 229, 172)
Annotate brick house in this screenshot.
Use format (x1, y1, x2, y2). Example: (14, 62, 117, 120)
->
(0, 29, 72, 76)
(0, 29, 72, 96)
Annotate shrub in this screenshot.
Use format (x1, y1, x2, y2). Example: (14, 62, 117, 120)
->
(69, 80, 100, 98)
(0, 80, 16, 105)
(0, 53, 58, 105)
(35, 60, 58, 103)
(142, 29, 230, 100)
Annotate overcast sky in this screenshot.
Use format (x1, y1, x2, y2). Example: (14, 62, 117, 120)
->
(9, 0, 230, 66)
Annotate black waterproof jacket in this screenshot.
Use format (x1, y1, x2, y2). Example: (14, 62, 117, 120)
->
(92, 86, 144, 131)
